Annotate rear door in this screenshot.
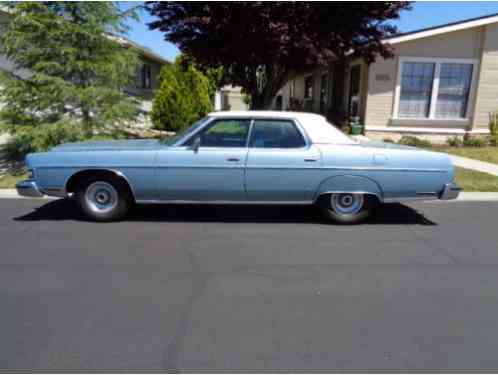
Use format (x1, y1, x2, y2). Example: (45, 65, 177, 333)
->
(245, 119, 321, 202)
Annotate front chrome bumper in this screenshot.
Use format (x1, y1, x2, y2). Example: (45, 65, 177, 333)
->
(440, 182, 461, 200)
(15, 180, 44, 198)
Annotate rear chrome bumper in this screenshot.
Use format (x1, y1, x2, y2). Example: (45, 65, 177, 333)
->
(440, 182, 461, 200)
(15, 180, 44, 198)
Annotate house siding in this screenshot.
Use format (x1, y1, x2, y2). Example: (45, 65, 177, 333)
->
(364, 57, 397, 127)
(365, 27, 483, 129)
(473, 23, 498, 129)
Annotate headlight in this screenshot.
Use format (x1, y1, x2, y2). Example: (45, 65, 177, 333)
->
(27, 169, 35, 179)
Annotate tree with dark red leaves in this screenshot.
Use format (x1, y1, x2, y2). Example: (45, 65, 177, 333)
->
(147, 2, 410, 109)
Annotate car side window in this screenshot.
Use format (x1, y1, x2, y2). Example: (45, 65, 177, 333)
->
(249, 120, 306, 148)
(185, 119, 251, 148)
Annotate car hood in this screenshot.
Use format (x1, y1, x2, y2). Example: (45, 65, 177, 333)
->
(50, 139, 163, 152)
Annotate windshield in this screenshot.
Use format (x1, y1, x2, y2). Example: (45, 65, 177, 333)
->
(160, 117, 210, 146)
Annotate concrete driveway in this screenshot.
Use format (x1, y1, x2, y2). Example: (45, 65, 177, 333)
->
(1, 198, 498, 371)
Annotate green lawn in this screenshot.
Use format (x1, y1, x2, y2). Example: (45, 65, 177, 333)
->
(0, 171, 28, 189)
(454, 167, 498, 192)
(434, 146, 498, 165)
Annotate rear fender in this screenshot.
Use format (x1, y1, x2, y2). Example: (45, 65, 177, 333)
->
(313, 175, 383, 202)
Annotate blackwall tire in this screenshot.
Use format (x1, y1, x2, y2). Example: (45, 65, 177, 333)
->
(75, 176, 130, 222)
(318, 193, 376, 224)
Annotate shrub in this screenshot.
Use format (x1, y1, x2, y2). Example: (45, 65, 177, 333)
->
(447, 136, 463, 147)
(490, 112, 498, 146)
(151, 57, 213, 132)
(398, 135, 432, 148)
(382, 137, 395, 143)
(1, 121, 84, 159)
(463, 136, 487, 147)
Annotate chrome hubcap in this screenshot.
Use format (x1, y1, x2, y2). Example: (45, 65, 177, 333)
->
(330, 193, 364, 215)
(85, 182, 118, 214)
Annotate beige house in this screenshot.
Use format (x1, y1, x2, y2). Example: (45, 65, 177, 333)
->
(279, 13, 498, 142)
(215, 85, 249, 111)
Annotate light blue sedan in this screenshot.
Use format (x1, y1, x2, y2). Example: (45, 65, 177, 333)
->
(16, 111, 460, 223)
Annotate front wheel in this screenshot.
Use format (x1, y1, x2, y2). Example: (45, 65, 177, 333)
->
(317, 193, 377, 224)
(75, 177, 131, 222)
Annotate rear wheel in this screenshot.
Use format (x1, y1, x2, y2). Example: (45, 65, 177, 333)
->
(75, 176, 131, 221)
(318, 193, 377, 224)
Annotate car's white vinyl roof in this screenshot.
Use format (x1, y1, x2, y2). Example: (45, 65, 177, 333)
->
(208, 111, 356, 144)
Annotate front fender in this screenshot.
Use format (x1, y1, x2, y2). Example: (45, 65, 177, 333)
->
(313, 174, 383, 202)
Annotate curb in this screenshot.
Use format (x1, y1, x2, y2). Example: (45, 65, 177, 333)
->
(0, 189, 58, 199)
(456, 192, 498, 201)
(1, 189, 498, 201)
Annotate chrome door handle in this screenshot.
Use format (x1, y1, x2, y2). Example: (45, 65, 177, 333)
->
(226, 157, 240, 162)
(304, 158, 317, 162)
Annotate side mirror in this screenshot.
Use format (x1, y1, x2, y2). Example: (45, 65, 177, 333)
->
(190, 136, 201, 153)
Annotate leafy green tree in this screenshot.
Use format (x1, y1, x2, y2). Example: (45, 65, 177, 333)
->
(148, 2, 411, 109)
(151, 56, 212, 131)
(0, 2, 142, 155)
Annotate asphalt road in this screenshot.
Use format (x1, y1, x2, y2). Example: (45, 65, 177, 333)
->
(1, 198, 498, 372)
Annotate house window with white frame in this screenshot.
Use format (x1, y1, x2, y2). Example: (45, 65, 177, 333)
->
(398, 62, 435, 118)
(396, 58, 476, 120)
(435, 63, 473, 118)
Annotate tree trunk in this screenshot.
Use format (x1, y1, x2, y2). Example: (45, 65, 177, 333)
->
(249, 68, 291, 110)
(249, 85, 280, 110)
(82, 108, 93, 137)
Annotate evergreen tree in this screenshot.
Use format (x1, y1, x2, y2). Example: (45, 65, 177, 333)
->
(0, 2, 142, 155)
(151, 57, 212, 131)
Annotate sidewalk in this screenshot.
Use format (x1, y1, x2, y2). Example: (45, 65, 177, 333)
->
(447, 154, 498, 177)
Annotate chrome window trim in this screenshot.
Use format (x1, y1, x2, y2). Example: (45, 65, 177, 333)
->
(179, 117, 252, 148)
(177, 115, 313, 150)
(170, 116, 215, 147)
(245, 119, 255, 148)
(293, 119, 313, 148)
(248, 118, 310, 150)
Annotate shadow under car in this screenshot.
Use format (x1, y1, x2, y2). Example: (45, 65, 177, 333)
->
(14, 198, 437, 226)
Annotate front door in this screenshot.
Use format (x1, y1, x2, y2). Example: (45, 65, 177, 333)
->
(155, 118, 251, 201)
(245, 119, 321, 202)
(320, 73, 328, 114)
(348, 64, 361, 118)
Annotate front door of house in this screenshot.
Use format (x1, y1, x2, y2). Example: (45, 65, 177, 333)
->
(348, 64, 361, 118)
(320, 73, 328, 114)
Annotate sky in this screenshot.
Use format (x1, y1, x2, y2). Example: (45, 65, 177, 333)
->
(122, 1, 498, 63)
(120, 2, 180, 62)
